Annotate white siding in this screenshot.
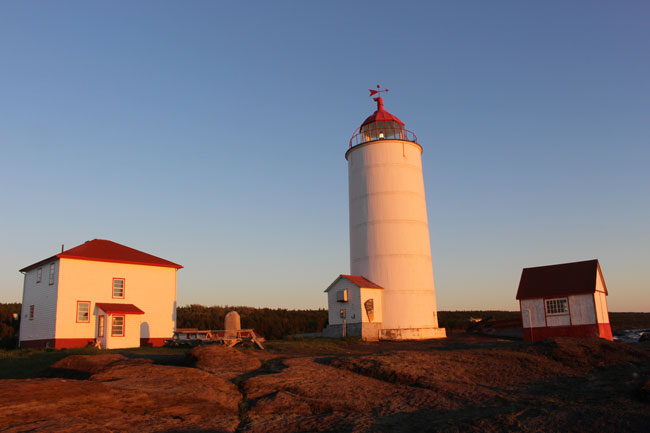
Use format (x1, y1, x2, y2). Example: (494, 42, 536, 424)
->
(104, 314, 141, 349)
(595, 291, 610, 324)
(327, 279, 361, 325)
(56, 258, 177, 344)
(360, 288, 383, 324)
(546, 312, 571, 327)
(568, 294, 596, 325)
(520, 299, 545, 328)
(594, 267, 610, 324)
(19, 260, 59, 344)
(348, 139, 439, 330)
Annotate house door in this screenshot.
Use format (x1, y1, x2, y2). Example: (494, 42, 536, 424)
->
(97, 315, 105, 338)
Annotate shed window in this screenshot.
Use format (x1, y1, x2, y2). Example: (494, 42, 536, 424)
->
(112, 278, 125, 298)
(36, 268, 42, 283)
(545, 298, 568, 315)
(77, 301, 90, 323)
(48, 263, 55, 285)
(111, 316, 125, 337)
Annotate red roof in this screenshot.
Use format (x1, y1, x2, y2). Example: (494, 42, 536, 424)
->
(96, 303, 145, 315)
(20, 239, 183, 272)
(360, 96, 405, 128)
(516, 259, 606, 300)
(340, 275, 384, 289)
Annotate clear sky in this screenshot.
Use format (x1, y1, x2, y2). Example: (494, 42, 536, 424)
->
(1, 1, 649, 312)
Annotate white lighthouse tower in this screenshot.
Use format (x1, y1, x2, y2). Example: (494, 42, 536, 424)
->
(324, 86, 446, 340)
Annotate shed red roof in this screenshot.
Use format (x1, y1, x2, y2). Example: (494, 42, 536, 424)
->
(340, 275, 384, 289)
(96, 303, 145, 315)
(360, 96, 405, 128)
(515, 259, 606, 300)
(19, 239, 182, 272)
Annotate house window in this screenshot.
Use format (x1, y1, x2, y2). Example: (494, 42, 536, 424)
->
(36, 268, 42, 283)
(112, 278, 125, 298)
(98, 315, 105, 337)
(29, 305, 34, 320)
(77, 301, 90, 323)
(111, 316, 125, 336)
(545, 298, 568, 315)
(48, 263, 55, 285)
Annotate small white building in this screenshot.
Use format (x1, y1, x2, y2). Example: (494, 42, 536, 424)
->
(324, 275, 384, 341)
(516, 259, 613, 342)
(18, 239, 182, 349)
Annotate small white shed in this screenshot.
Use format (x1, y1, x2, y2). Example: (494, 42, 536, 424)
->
(516, 259, 612, 342)
(323, 275, 383, 341)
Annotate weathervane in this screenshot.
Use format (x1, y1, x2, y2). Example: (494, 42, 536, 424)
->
(369, 84, 389, 98)
(369, 84, 389, 110)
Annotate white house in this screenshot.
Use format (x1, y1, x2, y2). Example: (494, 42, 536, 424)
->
(323, 275, 384, 341)
(18, 239, 182, 349)
(516, 259, 613, 342)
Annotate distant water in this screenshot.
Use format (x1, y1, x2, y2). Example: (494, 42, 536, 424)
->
(614, 328, 650, 343)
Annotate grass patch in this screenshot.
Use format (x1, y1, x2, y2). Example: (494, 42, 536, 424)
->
(0, 347, 102, 379)
(261, 337, 362, 354)
(0, 346, 190, 379)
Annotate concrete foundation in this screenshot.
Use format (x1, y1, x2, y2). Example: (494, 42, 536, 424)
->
(321, 322, 382, 341)
(380, 327, 447, 340)
(322, 323, 445, 341)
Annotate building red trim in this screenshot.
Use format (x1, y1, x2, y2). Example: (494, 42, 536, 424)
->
(522, 324, 613, 342)
(140, 338, 166, 347)
(58, 255, 183, 269)
(112, 277, 125, 299)
(19, 338, 95, 349)
(76, 300, 91, 323)
(598, 322, 613, 340)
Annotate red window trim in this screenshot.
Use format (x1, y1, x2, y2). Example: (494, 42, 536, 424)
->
(76, 300, 91, 323)
(29, 305, 34, 320)
(111, 314, 126, 337)
(112, 278, 125, 299)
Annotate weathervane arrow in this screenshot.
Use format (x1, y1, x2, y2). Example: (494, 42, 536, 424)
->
(369, 84, 389, 98)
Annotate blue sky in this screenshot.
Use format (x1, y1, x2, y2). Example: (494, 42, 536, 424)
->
(1, 1, 649, 311)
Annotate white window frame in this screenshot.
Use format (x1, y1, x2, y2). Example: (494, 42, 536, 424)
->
(36, 268, 42, 283)
(111, 315, 125, 337)
(112, 278, 125, 299)
(76, 301, 90, 323)
(48, 263, 55, 285)
(545, 297, 569, 315)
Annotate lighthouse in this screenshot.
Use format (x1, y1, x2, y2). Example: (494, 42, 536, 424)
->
(324, 87, 446, 340)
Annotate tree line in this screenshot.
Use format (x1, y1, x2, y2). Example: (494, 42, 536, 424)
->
(177, 304, 329, 340)
(2, 302, 648, 349)
(0, 303, 21, 349)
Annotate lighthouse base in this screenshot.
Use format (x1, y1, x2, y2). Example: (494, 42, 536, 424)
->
(380, 327, 447, 340)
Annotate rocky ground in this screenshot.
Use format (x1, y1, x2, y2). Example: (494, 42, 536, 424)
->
(1, 335, 649, 432)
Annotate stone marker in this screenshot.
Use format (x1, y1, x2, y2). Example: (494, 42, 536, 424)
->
(225, 311, 241, 339)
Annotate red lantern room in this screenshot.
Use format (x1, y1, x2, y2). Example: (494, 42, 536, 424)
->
(349, 86, 418, 147)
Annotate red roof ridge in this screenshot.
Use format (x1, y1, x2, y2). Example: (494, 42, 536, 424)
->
(516, 259, 604, 300)
(19, 239, 182, 272)
(339, 274, 384, 289)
